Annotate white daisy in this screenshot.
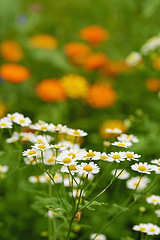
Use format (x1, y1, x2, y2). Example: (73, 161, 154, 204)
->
(32, 143, 52, 151)
(112, 169, 130, 179)
(56, 153, 77, 166)
(24, 157, 38, 165)
(20, 132, 36, 142)
(43, 150, 56, 165)
(30, 123, 50, 132)
(146, 195, 160, 205)
(126, 176, 150, 190)
(141, 35, 160, 55)
(90, 233, 107, 240)
(6, 132, 19, 143)
(117, 134, 139, 143)
(131, 162, 154, 174)
(22, 148, 41, 158)
(83, 150, 101, 160)
(63, 176, 80, 187)
(99, 153, 110, 161)
(145, 223, 160, 235)
(0, 165, 8, 173)
(152, 165, 160, 174)
(108, 152, 126, 163)
(133, 223, 148, 233)
(125, 51, 142, 67)
(155, 210, 160, 218)
(52, 144, 67, 151)
(49, 123, 68, 133)
(124, 151, 141, 161)
(34, 135, 52, 144)
(151, 159, 160, 166)
(67, 128, 87, 137)
(77, 162, 100, 175)
(61, 163, 78, 175)
(14, 116, 31, 127)
(111, 141, 132, 148)
(106, 128, 122, 134)
(42, 173, 63, 184)
(0, 118, 12, 129)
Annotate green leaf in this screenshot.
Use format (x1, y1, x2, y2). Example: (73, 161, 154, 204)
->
(112, 204, 129, 212)
(133, 193, 142, 201)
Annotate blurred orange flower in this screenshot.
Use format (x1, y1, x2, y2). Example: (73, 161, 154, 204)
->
(85, 83, 117, 108)
(36, 78, 67, 102)
(152, 56, 160, 70)
(0, 103, 7, 118)
(30, 34, 58, 50)
(100, 119, 127, 139)
(146, 78, 160, 92)
(0, 40, 24, 62)
(60, 74, 89, 99)
(80, 25, 109, 46)
(0, 64, 30, 83)
(64, 42, 91, 65)
(103, 60, 130, 77)
(84, 52, 108, 70)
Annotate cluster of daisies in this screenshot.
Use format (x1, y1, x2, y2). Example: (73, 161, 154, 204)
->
(1, 113, 160, 238)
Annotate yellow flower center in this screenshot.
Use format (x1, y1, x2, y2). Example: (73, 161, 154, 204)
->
(73, 130, 80, 135)
(63, 158, 72, 164)
(37, 139, 43, 143)
(69, 165, 77, 171)
(0, 123, 6, 126)
(138, 166, 147, 172)
(134, 182, 138, 186)
(30, 158, 35, 163)
(83, 165, 93, 172)
(139, 227, 146, 231)
(100, 155, 107, 160)
(40, 126, 48, 130)
(54, 174, 60, 180)
(20, 119, 25, 123)
(86, 152, 95, 158)
(112, 154, 120, 159)
(149, 228, 156, 232)
(117, 143, 125, 147)
(126, 153, 133, 158)
(158, 160, 160, 164)
(68, 153, 76, 158)
(28, 150, 36, 155)
(38, 144, 46, 149)
(10, 116, 15, 120)
(55, 126, 62, 130)
(47, 158, 55, 163)
(54, 145, 61, 149)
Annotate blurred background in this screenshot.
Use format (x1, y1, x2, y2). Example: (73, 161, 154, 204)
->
(0, 0, 160, 239)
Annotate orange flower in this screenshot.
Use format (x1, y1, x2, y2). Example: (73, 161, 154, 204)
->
(0, 64, 30, 83)
(100, 119, 127, 139)
(85, 83, 117, 108)
(146, 78, 160, 92)
(0, 40, 24, 62)
(79, 25, 109, 46)
(103, 60, 130, 77)
(36, 78, 67, 102)
(152, 56, 160, 70)
(64, 42, 91, 65)
(30, 34, 58, 50)
(84, 52, 108, 70)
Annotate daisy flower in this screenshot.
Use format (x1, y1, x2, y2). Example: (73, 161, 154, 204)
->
(28, 175, 42, 183)
(77, 162, 100, 175)
(155, 210, 160, 218)
(131, 162, 154, 174)
(0, 165, 8, 173)
(6, 132, 19, 143)
(52, 144, 67, 151)
(146, 195, 160, 205)
(24, 157, 38, 165)
(112, 169, 130, 179)
(125, 51, 142, 67)
(118, 134, 139, 143)
(124, 151, 141, 161)
(111, 141, 132, 148)
(90, 233, 107, 240)
(32, 143, 52, 151)
(20, 132, 36, 142)
(99, 152, 110, 161)
(56, 154, 78, 166)
(108, 152, 126, 163)
(42, 173, 63, 184)
(151, 159, 160, 166)
(0, 118, 12, 129)
(106, 128, 122, 134)
(49, 123, 68, 133)
(14, 116, 31, 127)
(43, 150, 56, 165)
(30, 122, 50, 132)
(152, 165, 160, 174)
(83, 150, 101, 160)
(67, 128, 88, 137)
(7, 112, 24, 121)
(133, 223, 148, 233)
(145, 223, 160, 235)
(61, 163, 78, 175)
(63, 176, 80, 187)
(22, 148, 41, 158)
(34, 135, 52, 144)
(126, 176, 150, 190)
